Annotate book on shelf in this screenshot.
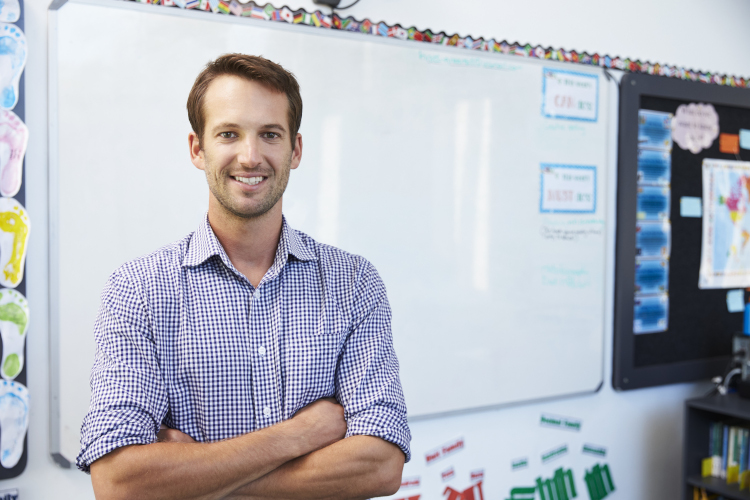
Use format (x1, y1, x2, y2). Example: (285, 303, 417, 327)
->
(705, 421, 750, 485)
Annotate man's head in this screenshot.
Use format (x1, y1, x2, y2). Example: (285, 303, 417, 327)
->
(187, 54, 302, 150)
(187, 54, 303, 221)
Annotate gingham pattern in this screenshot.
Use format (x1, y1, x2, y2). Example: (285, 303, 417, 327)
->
(77, 215, 411, 472)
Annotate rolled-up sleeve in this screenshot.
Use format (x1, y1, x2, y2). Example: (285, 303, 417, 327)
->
(336, 261, 411, 462)
(76, 269, 168, 472)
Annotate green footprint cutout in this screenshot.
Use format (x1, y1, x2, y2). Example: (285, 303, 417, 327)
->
(0, 288, 27, 380)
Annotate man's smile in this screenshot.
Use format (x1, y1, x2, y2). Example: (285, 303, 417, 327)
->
(232, 175, 266, 186)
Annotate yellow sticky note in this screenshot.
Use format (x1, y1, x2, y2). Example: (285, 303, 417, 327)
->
(741, 470, 750, 489)
(702, 457, 713, 477)
(728, 464, 740, 483)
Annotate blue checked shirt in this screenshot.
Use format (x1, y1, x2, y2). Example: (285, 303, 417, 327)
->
(77, 215, 410, 472)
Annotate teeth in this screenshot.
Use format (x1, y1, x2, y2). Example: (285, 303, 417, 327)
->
(234, 176, 264, 186)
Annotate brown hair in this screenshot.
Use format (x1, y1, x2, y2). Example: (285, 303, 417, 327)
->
(187, 53, 303, 149)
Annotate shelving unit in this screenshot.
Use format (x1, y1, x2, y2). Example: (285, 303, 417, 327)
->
(684, 394, 750, 499)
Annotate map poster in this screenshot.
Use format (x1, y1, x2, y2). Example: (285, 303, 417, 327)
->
(700, 159, 750, 289)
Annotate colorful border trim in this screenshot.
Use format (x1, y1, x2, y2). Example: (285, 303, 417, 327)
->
(134, 0, 749, 88)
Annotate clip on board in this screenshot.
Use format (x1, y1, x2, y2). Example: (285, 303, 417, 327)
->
(614, 72, 750, 390)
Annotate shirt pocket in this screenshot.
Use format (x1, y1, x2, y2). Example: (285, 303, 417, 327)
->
(283, 313, 348, 415)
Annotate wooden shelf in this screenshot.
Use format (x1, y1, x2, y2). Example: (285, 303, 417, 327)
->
(687, 394, 750, 420)
(687, 475, 750, 500)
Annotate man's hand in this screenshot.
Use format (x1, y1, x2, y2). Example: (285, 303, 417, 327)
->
(156, 398, 346, 450)
(90, 399, 348, 500)
(157, 424, 197, 443)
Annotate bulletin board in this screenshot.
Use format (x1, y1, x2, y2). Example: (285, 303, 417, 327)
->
(614, 72, 750, 390)
(0, 0, 29, 480)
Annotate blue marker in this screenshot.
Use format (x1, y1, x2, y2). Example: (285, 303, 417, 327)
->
(744, 302, 750, 335)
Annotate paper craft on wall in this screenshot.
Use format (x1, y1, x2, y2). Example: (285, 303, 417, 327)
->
(0, 289, 27, 380)
(0, 109, 26, 197)
(0, 197, 28, 289)
(0, 23, 25, 110)
(0, 380, 27, 468)
(0, 0, 19, 23)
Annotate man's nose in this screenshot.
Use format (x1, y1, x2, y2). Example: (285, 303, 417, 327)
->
(238, 137, 263, 166)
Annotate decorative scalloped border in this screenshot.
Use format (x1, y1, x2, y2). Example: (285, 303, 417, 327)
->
(136, 0, 749, 88)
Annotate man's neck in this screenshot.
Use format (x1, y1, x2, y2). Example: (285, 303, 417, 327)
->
(207, 199, 283, 288)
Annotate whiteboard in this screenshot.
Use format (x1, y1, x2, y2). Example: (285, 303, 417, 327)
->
(49, 0, 609, 464)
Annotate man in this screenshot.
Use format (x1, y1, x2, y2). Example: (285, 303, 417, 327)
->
(77, 54, 410, 499)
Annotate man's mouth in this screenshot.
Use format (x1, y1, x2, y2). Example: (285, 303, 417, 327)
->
(233, 176, 265, 186)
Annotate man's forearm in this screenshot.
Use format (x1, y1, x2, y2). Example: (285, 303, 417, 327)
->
(90, 400, 346, 500)
(227, 436, 405, 500)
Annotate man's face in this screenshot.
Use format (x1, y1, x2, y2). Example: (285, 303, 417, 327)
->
(189, 75, 302, 220)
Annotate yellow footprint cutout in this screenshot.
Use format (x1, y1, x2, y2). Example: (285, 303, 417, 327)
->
(0, 198, 28, 288)
(0, 289, 27, 380)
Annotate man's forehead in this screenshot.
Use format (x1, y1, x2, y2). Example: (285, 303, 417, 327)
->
(203, 75, 289, 128)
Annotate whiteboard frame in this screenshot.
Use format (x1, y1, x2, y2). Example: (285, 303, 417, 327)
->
(47, 0, 615, 464)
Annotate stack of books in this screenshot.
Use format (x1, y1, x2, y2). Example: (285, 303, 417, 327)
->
(704, 422, 750, 487)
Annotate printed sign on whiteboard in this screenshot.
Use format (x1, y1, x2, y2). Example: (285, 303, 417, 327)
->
(540, 164, 597, 213)
(542, 68, 599, 122)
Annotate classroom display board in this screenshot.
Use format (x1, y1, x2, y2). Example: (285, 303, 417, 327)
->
(49, 0, 611, 465)
(614, 73, 750, 390)
(0, 0, 31, 480)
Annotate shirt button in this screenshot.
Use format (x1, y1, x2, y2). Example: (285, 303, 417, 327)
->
(254, 289, 261, 299)
(263, 406, 271, 417)
(258, 346, 266, 356)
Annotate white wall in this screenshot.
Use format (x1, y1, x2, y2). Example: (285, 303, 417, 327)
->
(10, 0, 750, 497)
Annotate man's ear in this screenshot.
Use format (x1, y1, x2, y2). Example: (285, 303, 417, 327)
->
(290, 133, 303, 170)
(188, 132, 205, 171)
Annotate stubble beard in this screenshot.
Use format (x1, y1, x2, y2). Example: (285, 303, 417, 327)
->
(204, 150, 293, 220)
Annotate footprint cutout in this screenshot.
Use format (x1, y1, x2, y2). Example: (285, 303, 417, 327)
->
(0, 0, 19, 23)
(0, 109, 26, 197)
(0, 24, 25, 110)
(0, 198, 28, 288)
(0, 289, 26, 380)
(0, 380, 27, 468)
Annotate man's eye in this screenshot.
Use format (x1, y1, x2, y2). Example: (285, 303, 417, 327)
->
(263, 132, 280, 139)
(219, 132, 236, 139)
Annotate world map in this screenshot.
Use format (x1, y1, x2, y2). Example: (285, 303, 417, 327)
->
(700, 159, 750, 288)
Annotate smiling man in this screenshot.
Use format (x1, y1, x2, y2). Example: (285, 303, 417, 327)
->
(77, 54, 410, 500)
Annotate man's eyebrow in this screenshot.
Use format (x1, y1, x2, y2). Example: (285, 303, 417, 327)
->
(210, 122, 287, 133)
(260, 123, 287, 132)
(212, 122, 242, 131)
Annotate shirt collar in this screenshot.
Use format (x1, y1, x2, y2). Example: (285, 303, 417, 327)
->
(182, 213, 317, 270)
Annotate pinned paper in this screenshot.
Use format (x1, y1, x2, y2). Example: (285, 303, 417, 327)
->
(672, 103, 719, 154)
(0, 198, 29, 289)
(740, 130, 750, 150)
(0, 24, 26, 111)
(541, 444, 568, 463)
(511, 457, 529, 471)
(0, 380, 28, 468)
(582, 443, 607, 457)
(400, 477, 420, 489)
(720, 133, 741, 154)
(680, 197, 702, 217)
(542, 69, 599, 122)
(441, 467, 455, 482)
(727, 289, 745, 312)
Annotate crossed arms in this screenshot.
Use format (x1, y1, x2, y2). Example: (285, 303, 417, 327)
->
(83, 260, 409, 499)
(90, 399, 405, 500)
